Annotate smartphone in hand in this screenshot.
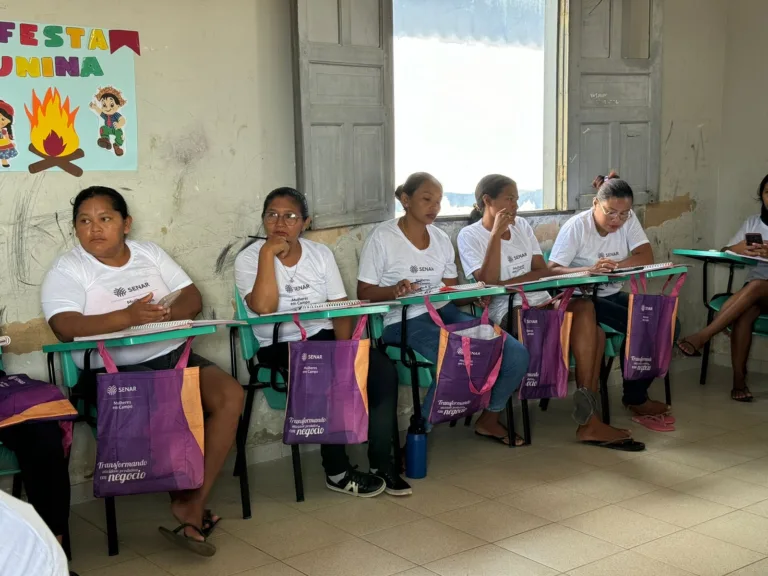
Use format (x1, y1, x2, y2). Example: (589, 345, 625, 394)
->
(157, 290, 182, 308)
(746, 233, 763, 246)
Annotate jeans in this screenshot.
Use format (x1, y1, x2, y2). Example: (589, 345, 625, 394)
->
(0, 421, 71, 537)
(382, 303, 529, 417)
(256, 330, 398, 476)
(594, 292, 681, 406)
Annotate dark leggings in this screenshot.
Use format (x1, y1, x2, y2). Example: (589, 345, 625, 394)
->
(257, 330, 399, 476)
(0, 421, 71, 536)
(594, 292, 681, 406)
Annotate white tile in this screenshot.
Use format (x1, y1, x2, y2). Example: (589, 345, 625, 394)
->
(692, 511, 768, 554)
(692, 432, 768, 459)
(69, 520, 139, 574)
(496, 524, 622, 573)
(385, 478, 486, 517)
(309, 498, 423, 536)
(498, 484, 609, 522)
(504, 454, 598, 483)
(550, 470, 659, 503)
(363, 518, 485, 565)
(608, 454, 709, 487)
(671, 474, 768, 508)
(234, 564, 306, 576)
(81, 557, 171, 576)
(743, 499, 768, 519)
(560, 505, 680, 548)
(392, 569, 439, 576)
(283, 538, 414, 576)
(618, 488, 735, 528)
(652, 445, 752, 472)
(433, 500, 550, 542)
(145, 533, 275, 576)
(566, 550, 696, 576)
(228, 516, 352, 560)
(441, 464, 542, 498)
(634, 530, 765, 576)
(717, 457, 768, 487)
(425, 544, 558, 576)
(727, 559, 768, 576)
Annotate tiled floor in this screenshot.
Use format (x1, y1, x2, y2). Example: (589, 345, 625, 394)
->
(69, 366, 768, 576)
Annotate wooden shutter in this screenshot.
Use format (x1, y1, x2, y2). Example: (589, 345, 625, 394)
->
(566, 0, 662, 209)
(291, 0, 395, 229)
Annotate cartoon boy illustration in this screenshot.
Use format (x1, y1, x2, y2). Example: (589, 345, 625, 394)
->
(89, 87, 127, 157)
(0, 100, 18, 168)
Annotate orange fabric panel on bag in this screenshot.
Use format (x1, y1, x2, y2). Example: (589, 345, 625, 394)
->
(354, 340, 371, 415)
(180, 366, 205, 455)
(559, 311, 573, 367)
(0, 399, 77, 429)
(625, 294, 635, 360)
(435, 328, 449, 381)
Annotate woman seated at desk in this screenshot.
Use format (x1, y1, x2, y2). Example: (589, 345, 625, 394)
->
(457, 174, 641, 450)
(547, 172, 677, 428)
(357, 172, 530, 446)
(41, 186, 244, 557)
(678, 173, 768, 402)
(234, 187, 411, 498)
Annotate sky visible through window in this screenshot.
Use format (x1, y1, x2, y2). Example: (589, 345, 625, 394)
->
(394, 0, 546, 215)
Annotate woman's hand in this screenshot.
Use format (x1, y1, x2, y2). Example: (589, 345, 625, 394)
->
(264, 236, 290, 259)
(125, 293, 167, 326)
(589, 258, 619, 274)
(491, 208, 514, 237)
(393, 279, 419, 298)
(475, 295, 491, 308)
(745, 242, 768, 259)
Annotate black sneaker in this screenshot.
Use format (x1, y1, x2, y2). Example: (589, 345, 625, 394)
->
(326, 468, 386, 498)
(376, 467, 412, 496)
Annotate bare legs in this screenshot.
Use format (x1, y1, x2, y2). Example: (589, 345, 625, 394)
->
(681, 280, 768, 351)
(568, 299, 630, 442)
(171, 365, 244, 540)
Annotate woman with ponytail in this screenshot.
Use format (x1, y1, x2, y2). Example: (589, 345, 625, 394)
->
(678, 174, 768, 402)
(548, 172, 676, 429)
(458, 174, 641, 450)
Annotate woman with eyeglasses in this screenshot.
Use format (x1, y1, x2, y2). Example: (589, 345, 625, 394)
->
(234, 187, 411, 498)
(547, 172, 675, 426)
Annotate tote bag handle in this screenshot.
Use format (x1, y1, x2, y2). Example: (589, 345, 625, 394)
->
(461, 332, 505, 395)
(631, 272, 687, 297)
(292, 313, 368, 341)
(424, 297, 490, 327)
(97, 337, 195, 374)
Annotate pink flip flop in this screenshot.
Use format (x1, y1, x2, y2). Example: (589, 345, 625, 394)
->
(632, 415, 675, 432)
(662, 414, 675, 425)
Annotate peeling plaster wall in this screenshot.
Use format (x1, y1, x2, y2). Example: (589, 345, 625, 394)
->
(0, 0, 732, 495)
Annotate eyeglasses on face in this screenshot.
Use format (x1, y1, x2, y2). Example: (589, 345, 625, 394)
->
(597, 202, 632, 221)
(264, 212, 300, 226)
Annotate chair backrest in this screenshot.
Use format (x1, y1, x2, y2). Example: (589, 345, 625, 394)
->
(233, 286, 259, 362)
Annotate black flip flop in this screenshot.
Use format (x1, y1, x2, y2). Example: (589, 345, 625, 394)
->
(158, 524, 217, 557)
(475, 430, 525, 447)
(202, 509, 221, 538)
(676, 339, 702, 357)
(582, 437, 646, 452)
(731, 387, 754, 403)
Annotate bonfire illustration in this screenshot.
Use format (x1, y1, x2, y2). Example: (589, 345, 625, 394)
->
(24, 88, 84, 177)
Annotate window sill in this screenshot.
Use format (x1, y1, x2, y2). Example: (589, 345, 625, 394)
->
(433, 209, 576, 223)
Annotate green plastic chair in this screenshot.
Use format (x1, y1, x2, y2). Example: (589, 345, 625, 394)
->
(369, 314, 434, 389)
(0, 348, 22, 498)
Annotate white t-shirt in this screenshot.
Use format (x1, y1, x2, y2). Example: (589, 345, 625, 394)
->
(358, 219, 458, 326)
(457, 219, 550, 324)
(726, 214, 768, 281)
(41, 240, 193, 369)
(0, 491, 69, 576)
(234, 238, 347, 346)
(549, 209, 650, 296)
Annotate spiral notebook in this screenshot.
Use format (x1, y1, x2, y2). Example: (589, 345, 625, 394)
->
(398, 281, 487, 298)
(74, 319, 237, 341)
(255, 300, 368, 317)
(599, 262, 676, 277)
(507, 271, 590, 288)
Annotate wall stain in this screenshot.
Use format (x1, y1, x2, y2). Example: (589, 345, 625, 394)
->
(0, 318, 58, 354)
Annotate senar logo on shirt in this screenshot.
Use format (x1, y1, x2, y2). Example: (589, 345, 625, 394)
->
(597, 251, 620, 259)
(409, 265, 434, 273)
(286, 284, 310, 293)
(112, 282, 149, 298)
(507, 253, 528, 263)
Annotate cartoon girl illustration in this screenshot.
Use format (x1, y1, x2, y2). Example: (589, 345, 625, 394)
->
(89, 87, 127, 157)
(0, 101, 18, 168)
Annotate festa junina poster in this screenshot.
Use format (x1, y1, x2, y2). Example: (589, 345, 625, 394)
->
(0, 20, 141, 176)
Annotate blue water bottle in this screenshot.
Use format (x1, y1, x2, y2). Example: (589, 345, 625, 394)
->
(405, 416, 427, 479)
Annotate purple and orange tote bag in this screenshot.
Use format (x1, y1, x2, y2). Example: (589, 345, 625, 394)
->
(94, 338, 204, 498)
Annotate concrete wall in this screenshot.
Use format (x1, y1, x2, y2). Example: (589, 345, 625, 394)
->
(0, 0, 741, 496)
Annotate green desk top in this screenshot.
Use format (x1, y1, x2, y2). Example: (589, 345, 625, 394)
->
(672, 249, 755, 266)
(610, 265, 689, 281)
(42, 325, 218, 353)
(395, 286, 507, 306)
(238, 304, 391, 326)
(507, 274, 609, 293)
